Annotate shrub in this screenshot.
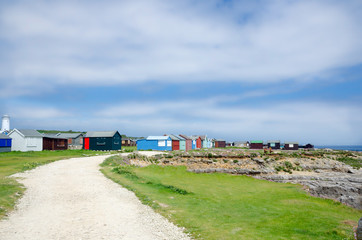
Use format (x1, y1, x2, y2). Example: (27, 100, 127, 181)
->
(284, 161, 293, 169)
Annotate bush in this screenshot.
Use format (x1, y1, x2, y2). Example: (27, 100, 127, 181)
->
(284, 161, 293, 169)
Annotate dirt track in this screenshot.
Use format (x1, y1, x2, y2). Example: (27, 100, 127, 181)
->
(0, 154, 190, 240)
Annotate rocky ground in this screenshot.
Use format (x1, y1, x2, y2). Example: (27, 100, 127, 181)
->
(128, 148, 362, 209)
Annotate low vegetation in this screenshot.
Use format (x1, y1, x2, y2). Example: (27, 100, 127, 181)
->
(101, 155, 361, 240)
(121, 146, 137, 153)
(0, 150, 112, 219)
(335, 156, 361, 169)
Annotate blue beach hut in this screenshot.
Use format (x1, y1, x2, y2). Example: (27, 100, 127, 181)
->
(137, 136, 172, 151)
(0, 133, 12, 152)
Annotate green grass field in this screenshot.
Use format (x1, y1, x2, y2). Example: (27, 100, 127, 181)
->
(101, 156, 361, 240)
(0, 150, 113, 219)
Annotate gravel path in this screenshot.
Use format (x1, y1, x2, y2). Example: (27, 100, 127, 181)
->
(0, 154, 190, 240)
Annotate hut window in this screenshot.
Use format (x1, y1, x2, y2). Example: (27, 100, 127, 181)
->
(114, 142, 119, 145)
(68, 139, 72, 144)
(167, 141, 171, 147)
(79, 138, 83, 144)
(26, 138, 37, 146)
(97, 142, 106, 145)
(158, 140, 165, 147)
(289, 144, 294, 148)
(270, 143, 275, 147)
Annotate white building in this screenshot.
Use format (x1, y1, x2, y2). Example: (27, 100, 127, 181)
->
(8, 129, 43, 152)
(0, 115, 10, 133)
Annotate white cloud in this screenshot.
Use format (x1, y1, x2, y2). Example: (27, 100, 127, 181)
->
(10, 106, 70, 119)
(0, 0, 361, 93)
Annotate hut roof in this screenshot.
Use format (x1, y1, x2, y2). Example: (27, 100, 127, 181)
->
(15, 129, 43, 137)
(167, 134, 181, 140)
(251, 140, 263, 144)
(42, 133, 68, 139)
(85, 131, 119, 138)
(56, 133, 83, 139)
(267, 140, 280, 143)
(147, 136, 170, 140)
(189, 135, 200, 140)
(179, 134, 191, 140)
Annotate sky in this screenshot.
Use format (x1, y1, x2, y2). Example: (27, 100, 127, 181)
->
(0, 0, 362, 145)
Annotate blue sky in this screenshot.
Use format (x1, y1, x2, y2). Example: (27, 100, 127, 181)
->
(0, 0, 362, 145)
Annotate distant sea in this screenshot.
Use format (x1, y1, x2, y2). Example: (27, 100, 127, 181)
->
(314, 145, 362, 152)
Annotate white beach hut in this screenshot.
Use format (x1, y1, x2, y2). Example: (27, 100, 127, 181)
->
(8, 129, 43, 152)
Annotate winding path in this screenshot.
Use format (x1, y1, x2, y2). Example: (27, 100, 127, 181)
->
(0, 154, 190, 240)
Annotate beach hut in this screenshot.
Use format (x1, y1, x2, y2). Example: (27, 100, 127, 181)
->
(250, 140, 263, 149)
(284, 142, 299, 150)
(215, 140, 226, 148)
(8, 129, 43, 152)
(210, 138, 215, 148)
(137, 136, 172, 151)
(43, 134, 68, 150)
(189, 136, 197, 149)
(177, 135, 186, 151)
(200, 135, 212, 148)
(0, 133, 11, 152)
(267, 140, 280, 150)
(191, 135, 202, 149)
(56, 133, 84, 149)
(83, 131, 122, 151)
(234, 141, 249, 148)
(168, 134, 180, 151)
(179, 134, 192, 151)
(121, 138, 136, 147)
(304, 143, 314, 149)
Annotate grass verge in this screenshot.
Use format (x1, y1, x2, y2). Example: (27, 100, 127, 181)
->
(101, 156, 361, 240)
(0, 150, 114, 219)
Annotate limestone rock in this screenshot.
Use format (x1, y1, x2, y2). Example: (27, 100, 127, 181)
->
(357, 217, 362, 240)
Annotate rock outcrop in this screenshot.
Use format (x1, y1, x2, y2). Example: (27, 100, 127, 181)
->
(256, 171, 362, 209)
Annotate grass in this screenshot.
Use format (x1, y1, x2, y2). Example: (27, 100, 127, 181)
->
(0, 149, 113, 219)
(101, 156, 361, 240)
(121, 146, 137, 152)
(335, 156, 361, 169)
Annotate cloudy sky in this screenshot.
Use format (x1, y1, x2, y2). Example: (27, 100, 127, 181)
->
(1, 0, 361, 145)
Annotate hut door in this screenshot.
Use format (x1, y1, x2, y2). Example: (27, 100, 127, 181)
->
(84, 138, 89, 150)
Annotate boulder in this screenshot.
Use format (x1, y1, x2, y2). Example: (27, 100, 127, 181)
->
(357, 217, 362, 240)
(253, 158, 265, 164)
